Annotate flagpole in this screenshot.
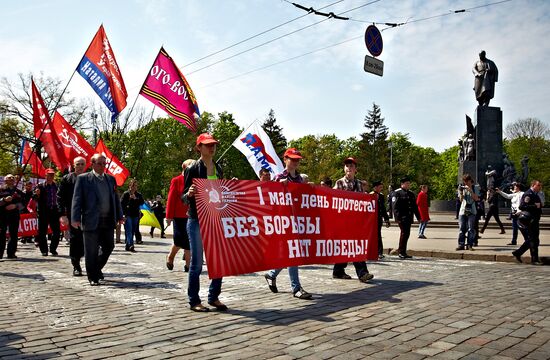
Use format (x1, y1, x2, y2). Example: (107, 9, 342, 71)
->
(216, 118, 259, 164)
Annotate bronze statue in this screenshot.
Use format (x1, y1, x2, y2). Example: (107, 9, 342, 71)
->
(473, 51, 498, 106)
(465, 134, 475, 161)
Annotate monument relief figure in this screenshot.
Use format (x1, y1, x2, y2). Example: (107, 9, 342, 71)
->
(485, 165, 497, 190)
(472, 51, 498, 106)
(465, 134, 475, 161)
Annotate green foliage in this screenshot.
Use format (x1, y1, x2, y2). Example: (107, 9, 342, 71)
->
(431, 146, 459, 200)
(504, 136, 550, 192)
(262, 109, 287, 157)
(358, 103, 390, 187)
(0, 117, 24, 173)
(289, 134, 344, 184)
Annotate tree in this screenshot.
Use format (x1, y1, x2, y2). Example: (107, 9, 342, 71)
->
(431, 145, 459, 200)
(0, 73, 88, 128)
(505, 118, 549, 140)
(262, 109, 287, 157)
(358, 103, 390, 186)
(289, 134, 344, 183)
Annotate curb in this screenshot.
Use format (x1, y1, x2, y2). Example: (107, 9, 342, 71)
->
(385, 248, 549, 265)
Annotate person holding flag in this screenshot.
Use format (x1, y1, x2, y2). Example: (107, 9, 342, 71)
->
(182, 133, 227, 312)
(264, 148, 313, 300)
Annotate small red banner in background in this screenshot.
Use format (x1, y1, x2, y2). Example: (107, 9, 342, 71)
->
(195, 179, 378, 279)
(9, 213, 69, 238)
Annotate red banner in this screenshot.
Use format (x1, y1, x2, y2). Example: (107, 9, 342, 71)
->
(8, 213, 69, 238)
(77, 25, 127, 122)
(52, 111, 95, 167)
(195, 179, 378, 278)
(31, 80, 70, 170)
(95, 139, 129, 186)
(139, 47, 200, 132)
(21, 140, 46, 178)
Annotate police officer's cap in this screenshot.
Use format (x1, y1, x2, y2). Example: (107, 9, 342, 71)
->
(400, 176, 411, 184)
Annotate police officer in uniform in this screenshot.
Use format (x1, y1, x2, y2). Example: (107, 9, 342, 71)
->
(0, 174, 24, 259)
(512, 180, 543, 265)
(391, 177, 421, 259)
(371, 180, 390, 259)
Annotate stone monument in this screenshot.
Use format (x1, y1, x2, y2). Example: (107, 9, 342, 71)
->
(458, 51, 503, 189)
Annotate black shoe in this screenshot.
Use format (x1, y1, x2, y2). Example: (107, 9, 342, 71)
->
(149, 231, 154, 237)
(127, 246, 136, 252)
(359, 273, 374, 283)
(264, 274, 278, 293)
(42, 252, 48, 256)
(160, 235, 166, 239)
(333, 273, 352, 280)
(293, 287, 312, 300)
(378, 254, 385, 260)
(166, 261, 174, 271)
(456, 246, 465, 251)
(89, 280, 100, 286)
(531, 260, 542, 266)
(499, 230, 506, 234)
(507, 242, 517, 246)
(512, 252, 522, 263)
(398, 253, 412, 259)
(50, 250, 58, 256)
(136, 240, 143, 244)
(73, 268, 82, 276)
(418, 234, 427, 239)
(208, 300, 228, 311)
(184, 265, 189, 273)
(7, 255, 18, 259)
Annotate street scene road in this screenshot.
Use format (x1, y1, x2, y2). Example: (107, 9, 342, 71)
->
(1, 223, 549, 359)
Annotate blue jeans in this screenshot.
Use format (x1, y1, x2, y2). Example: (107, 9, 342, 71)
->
(187, 218, 222, 307)
(418, 221, 428, 235)
(458, 214, 476, 247)
(124, 216, 139, 246)
(268, 267, 301, 294)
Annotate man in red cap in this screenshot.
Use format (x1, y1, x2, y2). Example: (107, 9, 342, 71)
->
(34, 168, 61, 256)
(264, 148, 313, 300)
(332, 157, 374, 282)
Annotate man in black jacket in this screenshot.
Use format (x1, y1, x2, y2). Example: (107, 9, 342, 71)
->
(34, 168, 61, 256)
(512, 180, 543, 265)
(0, 174, 24, 259)
(391, 177, 421, 259)
(58, 157, 87, 276)
(371, 180, 390, 259)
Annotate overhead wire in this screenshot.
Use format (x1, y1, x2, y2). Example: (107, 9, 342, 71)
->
(183, 0, 345, 68)
(198, 0, 514, 89)
(186, 0, 383, 75)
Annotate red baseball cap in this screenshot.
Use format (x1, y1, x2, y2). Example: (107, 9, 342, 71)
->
(343, 157, 357, 165)
(45, 168, 56, 174)
(284, 148, 302, 159)
(196, 133, 219, 146)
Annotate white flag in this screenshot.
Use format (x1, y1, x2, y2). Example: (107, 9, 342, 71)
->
(232, 122, 285, 180)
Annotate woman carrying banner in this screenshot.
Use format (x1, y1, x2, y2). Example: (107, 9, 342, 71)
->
(121, 179, 145, 252)
(263, 148, 313, 300)
(182, 133, 227, 312)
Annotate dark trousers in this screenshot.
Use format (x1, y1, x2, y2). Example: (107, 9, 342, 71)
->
(514, 221, 540, 261)
(482, 205, 505, 232)
(0, 212, 19, 258)
(377, 224, 384, 256)
(38, 209, 60, 254)
(83, 227, 115, 282)
(333, 261, 368, 277)
(398, 220, 411, 255)
(69, 225, 84, 269)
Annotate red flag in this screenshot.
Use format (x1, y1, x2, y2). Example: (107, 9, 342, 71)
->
(77, 25, 127, 122)
(31, 80, 70, 170)
(51, 112, 96, 167)
(139, 47, 199, 132)
(94, 139, 129, 186)
(20, 140, 46, 178)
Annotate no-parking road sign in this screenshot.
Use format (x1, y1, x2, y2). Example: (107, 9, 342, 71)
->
(365, 25, 383, 57)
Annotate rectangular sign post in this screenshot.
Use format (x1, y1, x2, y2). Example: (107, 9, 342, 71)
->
(364, 55, 384, 76)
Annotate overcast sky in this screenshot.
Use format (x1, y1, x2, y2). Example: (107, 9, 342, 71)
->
(1, 0, 548, 152)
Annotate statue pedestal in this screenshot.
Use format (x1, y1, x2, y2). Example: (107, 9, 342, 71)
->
(458, 106, 503, 188)
(475, 106, 503, 188)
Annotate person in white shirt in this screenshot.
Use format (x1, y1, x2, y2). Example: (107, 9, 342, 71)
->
(496, 182, 524, 246)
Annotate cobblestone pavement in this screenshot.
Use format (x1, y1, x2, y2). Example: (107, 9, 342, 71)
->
(1, 238, 549, 359)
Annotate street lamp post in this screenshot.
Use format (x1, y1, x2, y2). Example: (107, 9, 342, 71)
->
(91, 113, 98, 147)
